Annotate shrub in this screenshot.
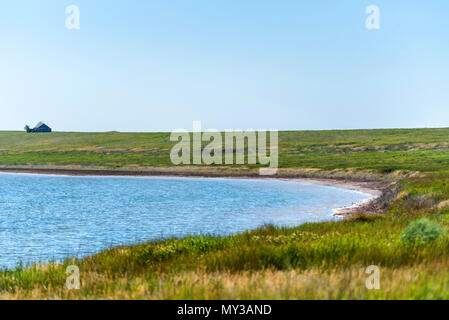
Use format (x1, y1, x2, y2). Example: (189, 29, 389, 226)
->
(400, 218, 446, 245)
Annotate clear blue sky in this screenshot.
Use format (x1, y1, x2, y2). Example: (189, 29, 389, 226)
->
(0, 0, 448, 132)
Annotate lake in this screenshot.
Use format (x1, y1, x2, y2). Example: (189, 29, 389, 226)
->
(0, 173, 372, 269)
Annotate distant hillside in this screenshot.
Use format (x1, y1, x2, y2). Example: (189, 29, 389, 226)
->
(0, 128, 449, 173)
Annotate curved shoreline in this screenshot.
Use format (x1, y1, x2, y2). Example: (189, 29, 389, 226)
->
(0, 167, 390, 218)
(0, 167, 388, 190)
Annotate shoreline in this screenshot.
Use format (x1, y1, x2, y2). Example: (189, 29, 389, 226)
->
(0, 167, 391, 218)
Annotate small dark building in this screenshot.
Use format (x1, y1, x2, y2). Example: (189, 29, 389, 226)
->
(28, 122, 52, 133)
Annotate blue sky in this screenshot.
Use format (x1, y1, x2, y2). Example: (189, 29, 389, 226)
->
(0, 0, 448, 132)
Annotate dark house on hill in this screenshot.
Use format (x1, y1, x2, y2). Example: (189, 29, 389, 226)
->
(27, 122, 52, 133)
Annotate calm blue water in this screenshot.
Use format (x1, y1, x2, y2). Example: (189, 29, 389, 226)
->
(0, 173, 371, 269)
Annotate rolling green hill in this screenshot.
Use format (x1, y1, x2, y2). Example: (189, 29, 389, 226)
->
(1, 128, 449, 174)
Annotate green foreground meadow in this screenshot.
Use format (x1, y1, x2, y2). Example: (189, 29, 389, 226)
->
(1, 128, 449, 299)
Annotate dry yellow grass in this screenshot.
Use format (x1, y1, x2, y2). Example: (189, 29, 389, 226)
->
(4, 262, 449, 300)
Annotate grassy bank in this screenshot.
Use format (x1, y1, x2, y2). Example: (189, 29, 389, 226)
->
(1, 129, 449, 299)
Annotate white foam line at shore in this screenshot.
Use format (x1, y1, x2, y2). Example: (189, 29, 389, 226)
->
(332, 196, 378, 218)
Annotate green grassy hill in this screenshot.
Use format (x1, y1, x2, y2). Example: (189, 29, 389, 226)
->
(1, 128, 449, 174)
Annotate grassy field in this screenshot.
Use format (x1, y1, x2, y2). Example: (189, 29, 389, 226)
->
(1, 128, 449, 173)
(1, 129, 449, 299)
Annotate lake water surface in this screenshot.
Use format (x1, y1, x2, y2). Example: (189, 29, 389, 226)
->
(0, 173, 372, 269)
